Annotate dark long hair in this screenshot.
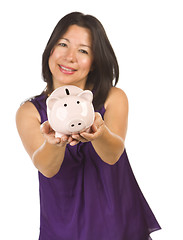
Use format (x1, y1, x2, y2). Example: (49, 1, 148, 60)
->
(42, 12, 119, 110)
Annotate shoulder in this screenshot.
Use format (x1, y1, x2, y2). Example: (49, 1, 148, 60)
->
(16, 100, 41, 125)
(104, 87, 128, 110)
(16, 100, 45, 159)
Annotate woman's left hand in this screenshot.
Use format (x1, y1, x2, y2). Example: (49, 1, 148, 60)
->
(69, 112, 105, 146)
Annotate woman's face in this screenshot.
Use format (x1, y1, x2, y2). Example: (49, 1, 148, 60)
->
(49, 25, 93, 90)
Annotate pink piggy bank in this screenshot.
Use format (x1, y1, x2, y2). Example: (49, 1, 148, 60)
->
(46, 85, 95, 138)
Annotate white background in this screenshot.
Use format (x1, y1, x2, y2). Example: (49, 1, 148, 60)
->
(0, 0, 182, 239)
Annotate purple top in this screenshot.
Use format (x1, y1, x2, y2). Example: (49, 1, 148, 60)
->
(30, 93, 161, 240)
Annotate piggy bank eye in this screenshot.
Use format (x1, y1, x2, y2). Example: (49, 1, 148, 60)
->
(64, 103, 67, 107)
(77, 101, 80, 104)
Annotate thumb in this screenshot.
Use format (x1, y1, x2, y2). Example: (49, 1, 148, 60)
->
(40, 121, 52, 134)
(91, 123, 98, 133)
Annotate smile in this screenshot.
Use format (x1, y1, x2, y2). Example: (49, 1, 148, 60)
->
(59, 65, 77, 74)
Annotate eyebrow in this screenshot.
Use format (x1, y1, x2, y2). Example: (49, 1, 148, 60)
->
(60, 38, 92, 49)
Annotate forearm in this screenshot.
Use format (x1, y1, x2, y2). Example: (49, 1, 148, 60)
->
(91, 125, 124, 165)
(32, 141, 66, 178)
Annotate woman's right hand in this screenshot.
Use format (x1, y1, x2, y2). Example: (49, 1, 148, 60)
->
(16, 102, 74, 177)
(40, 121, 80, 147)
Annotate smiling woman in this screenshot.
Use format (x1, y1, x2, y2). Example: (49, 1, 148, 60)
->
(16, 11, 161, 240)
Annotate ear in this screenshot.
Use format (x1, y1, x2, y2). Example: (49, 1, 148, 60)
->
(46, 97, 60, 110)
(78, 90, 93, 103)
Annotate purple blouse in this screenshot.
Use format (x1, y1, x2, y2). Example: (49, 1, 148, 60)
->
(30, 93, 161, 240)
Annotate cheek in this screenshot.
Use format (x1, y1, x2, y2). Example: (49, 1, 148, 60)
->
(48, 55, 55, 73)
(48, 48, 60, 69)
(79, 58, 93, 72)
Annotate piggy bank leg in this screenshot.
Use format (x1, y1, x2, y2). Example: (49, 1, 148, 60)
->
(55, 132, 64, 138)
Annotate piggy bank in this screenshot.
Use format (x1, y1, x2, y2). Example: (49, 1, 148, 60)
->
(46, 85, 95, 138)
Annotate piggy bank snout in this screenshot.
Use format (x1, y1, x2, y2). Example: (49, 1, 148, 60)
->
(67, 119, 86, 133)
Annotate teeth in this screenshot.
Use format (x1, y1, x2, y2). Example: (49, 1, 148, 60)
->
(60, 65, 75, 72)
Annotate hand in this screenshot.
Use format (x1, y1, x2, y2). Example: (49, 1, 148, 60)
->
(40, 121, 79, 147)
(70, 112, 105, 145)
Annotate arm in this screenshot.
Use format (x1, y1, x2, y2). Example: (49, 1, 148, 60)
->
(72, 87, 129, 165)
(85, 114, 125, 164)
(16, 101, 72, 178)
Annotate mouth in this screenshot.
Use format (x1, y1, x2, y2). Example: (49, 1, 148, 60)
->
(59, 65, 77, 74)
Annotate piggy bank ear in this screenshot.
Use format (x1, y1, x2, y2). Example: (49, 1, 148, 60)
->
(46, 97, 60, 110)
(78, 90, 93, 103)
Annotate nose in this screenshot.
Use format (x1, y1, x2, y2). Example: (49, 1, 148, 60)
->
(65, 48, 77, 63)
(67, 119, 86, 133)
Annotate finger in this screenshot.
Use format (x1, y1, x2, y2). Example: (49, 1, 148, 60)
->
(79, 131, 94, 141)
(72, 134, 88, 142)
(44, 136, 60, 145)
(56, 135, 69, 146)
(69, 139, 79, 146)
(71, 134, 80, 140)
(61, 135, 69, 142)
(91, 124, 98, 133)
(94, 112, 102, 122)
(67, 136, 73, 143)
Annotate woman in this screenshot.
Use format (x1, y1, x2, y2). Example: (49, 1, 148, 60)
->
(16, 12, 161, 240)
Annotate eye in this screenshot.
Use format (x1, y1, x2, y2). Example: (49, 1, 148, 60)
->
(77, 101, 80, 104)
(79, 49, 88, 55)
(58, 42, 67, 47)
(64, 103, 67, 107)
